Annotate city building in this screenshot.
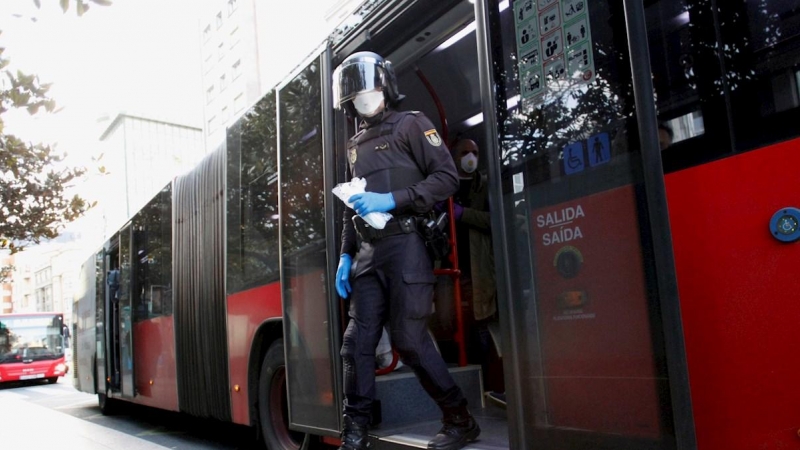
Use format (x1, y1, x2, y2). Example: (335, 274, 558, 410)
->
(97, 112, 204, 237)
(198, 0, 362, 150)
(10, 240, 84, 325)
(1, 253, 13, 314)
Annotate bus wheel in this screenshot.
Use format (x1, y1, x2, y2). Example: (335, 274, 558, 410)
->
(98, 391, 117, 415)
(46, 377, 58, 384)
(258, 339, 306, 450)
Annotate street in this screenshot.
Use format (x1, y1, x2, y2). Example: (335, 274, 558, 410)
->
(0, 377, 262, 450)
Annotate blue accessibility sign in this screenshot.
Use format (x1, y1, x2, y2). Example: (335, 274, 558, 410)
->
(563, 141, 585, 175)
(588, 132, 611, 167)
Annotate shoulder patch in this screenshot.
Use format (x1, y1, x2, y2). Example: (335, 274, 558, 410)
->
(424, 129, 443, 147)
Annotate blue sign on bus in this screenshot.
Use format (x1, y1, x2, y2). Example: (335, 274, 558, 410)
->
(563, 141, 585, 174)
(588, 132, 611, 167)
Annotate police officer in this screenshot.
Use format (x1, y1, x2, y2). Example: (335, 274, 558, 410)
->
(333, 51, 480, 450)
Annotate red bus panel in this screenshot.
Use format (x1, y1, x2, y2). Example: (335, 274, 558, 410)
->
(226, 282, 282, 425)
(666, 138, 800, 449)
(132, 316, 178, 411)
(532, 185, 663, 438)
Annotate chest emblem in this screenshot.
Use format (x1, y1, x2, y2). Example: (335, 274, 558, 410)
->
(349, 146, 358, 164)
(424, 129, 443, 147)
(375, 143, 389, 151)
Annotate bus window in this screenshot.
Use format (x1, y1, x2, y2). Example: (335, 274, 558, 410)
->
(226, 91, 280, 294)
(722, 0, 800, 150)
(132, 185, 172, 321)
(647, 0, 800, 171)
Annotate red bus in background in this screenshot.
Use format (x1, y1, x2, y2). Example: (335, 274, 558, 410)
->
(72, 1, 800, 450)
(0, 313, 69, 384)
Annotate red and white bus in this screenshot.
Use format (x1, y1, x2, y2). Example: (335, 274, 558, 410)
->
(0, 312, 69, 384)
(73, 1, 800, 449)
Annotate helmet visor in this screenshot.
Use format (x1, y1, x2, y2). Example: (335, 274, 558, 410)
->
(333, 60, 385, 109)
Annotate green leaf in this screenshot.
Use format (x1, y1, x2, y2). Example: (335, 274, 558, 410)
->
(91, 0, 113, 5)
(77, 1, 89, 16)
(60, 0, 69, 13)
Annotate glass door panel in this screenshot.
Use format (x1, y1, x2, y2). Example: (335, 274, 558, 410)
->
(118, 224, 136, 398)
(278, 50, 340, 434)
(490, 1, 677, 448)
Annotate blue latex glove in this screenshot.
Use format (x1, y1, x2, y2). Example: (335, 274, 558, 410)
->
(348, 192, 395, 217)
(335, 254, 352, 298)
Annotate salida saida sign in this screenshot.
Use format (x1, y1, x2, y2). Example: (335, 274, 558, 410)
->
(536, 204, 585, 246)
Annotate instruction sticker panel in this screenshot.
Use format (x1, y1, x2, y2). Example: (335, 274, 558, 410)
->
(513, 0, 596, 110)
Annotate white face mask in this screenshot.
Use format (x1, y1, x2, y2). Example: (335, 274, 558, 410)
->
(460, 153, 478, 173)
(353, 90, 385, 117)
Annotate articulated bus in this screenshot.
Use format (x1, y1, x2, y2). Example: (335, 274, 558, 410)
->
(73, 0, 800, 449)
(0, 312, 69, 384)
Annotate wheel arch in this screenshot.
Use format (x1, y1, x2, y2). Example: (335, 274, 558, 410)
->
(247, 318, 284, 427)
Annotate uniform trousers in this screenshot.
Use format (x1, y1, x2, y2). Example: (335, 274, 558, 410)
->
(341, 232, 467, 425)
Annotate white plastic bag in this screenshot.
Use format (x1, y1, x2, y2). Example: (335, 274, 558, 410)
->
(332, 177, 393, 229)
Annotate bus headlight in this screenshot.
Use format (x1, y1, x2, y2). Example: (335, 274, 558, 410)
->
(55, 363, 67, 374)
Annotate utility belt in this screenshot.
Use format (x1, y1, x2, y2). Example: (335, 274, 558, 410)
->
(353, 212, 450, 260)
(353, 215, 417, 243)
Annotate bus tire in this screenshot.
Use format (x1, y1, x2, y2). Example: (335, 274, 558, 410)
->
(98, 391, 117, 415)
(46, 377, 58, 384)
(258, 339, 306, 450)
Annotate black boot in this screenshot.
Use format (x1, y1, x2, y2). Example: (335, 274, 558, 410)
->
(339, 415, 372, 450)
(427, 408, 480, 450)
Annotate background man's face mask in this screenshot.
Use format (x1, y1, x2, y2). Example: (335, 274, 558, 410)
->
(461, 153, 478, 173)
(353, 90, 385, 117)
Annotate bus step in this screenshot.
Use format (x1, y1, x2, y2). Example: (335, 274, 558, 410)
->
(374, 365, 483, 429)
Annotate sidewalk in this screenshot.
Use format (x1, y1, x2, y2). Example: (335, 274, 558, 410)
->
(0, 397, 169, 450)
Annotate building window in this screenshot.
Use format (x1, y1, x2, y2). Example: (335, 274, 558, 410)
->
(227, 0, 238, 16)
(220, 73, 228, 91)
(203, 24, 211, 42)
(232, 59, 242, 80)
(206, 85, 215, 104)
(234, 92, 245, 113)
(215, 11, 223, 29)
(230, 26, 240, 49)
(217, 41, 224, 61)
(222, 106, 230, 123)
(208, 116, 217, 135)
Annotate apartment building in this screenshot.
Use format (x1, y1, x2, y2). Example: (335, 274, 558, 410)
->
(199, 0, 362, 150)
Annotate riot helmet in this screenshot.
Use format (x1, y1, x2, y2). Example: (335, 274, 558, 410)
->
(333, 51, 404, 117)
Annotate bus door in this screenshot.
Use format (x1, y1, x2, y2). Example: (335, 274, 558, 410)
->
(74, 251, 100, 394)
(477, 0, 693, 448)
(93, 249, 106, 394)
(118, 222, 136, 398)
(105, 239, 121, 391)
(106, 224, 136, 398)
(278, 45, 342, 436)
